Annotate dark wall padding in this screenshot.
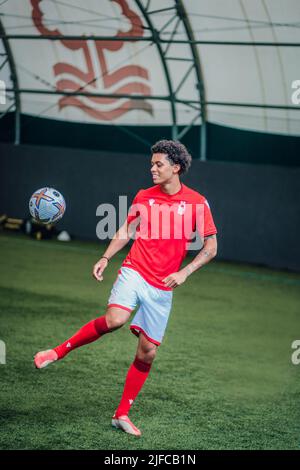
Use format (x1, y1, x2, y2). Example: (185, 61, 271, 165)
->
(0, 143, 299, 271)
(1, 113, 300, 166)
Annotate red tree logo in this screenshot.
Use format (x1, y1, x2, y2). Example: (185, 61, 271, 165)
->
(31, 0, 153, 120)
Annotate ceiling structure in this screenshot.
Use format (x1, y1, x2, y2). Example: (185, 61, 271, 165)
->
(0, 0, 300, 159)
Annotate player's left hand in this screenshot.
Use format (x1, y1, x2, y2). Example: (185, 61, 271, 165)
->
(162, 270, 187, 289)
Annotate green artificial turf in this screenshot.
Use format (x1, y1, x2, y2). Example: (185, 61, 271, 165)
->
(0, 233, 299, 450)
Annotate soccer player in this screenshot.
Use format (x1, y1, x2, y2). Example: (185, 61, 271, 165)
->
(34, 140, 217, 437)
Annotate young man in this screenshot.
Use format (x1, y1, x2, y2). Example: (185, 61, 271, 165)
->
(34, 140, 217, 437)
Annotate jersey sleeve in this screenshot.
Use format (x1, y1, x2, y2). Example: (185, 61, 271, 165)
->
(203, 199, 217, 237)
(127, 191, 142, 225)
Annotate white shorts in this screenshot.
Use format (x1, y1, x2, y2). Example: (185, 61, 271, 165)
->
(108, 267, 173, 345)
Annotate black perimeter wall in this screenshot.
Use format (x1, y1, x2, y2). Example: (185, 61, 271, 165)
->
(1, 113, 300, 166)
(0, 142, 299, 271)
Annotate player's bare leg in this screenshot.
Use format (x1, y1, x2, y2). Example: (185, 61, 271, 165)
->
(34, 306, 131, 369)
(112, 333, 157, 437)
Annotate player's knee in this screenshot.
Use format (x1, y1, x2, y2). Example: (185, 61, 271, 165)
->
(105, 306, 131, 331)
(105, 314, 126, 330)
(106, 317, 124, 330)
(137, 344, 157, 364)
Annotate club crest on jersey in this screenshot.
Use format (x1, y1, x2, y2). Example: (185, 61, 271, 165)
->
(149, 199, 155, 206)
(177, 201, 186, 215)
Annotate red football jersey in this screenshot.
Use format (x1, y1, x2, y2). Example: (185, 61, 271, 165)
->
(122, 184, 217, 290)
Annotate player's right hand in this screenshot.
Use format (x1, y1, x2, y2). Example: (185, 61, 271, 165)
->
(92, 258, 109, 281)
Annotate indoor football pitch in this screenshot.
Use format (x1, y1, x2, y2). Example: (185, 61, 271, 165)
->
(0, 233, 299, 450)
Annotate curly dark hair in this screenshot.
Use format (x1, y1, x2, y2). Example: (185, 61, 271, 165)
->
(151, 139, 192, 175)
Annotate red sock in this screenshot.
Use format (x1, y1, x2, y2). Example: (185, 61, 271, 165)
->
(54, 315, 110, 359)
(115, 356, 152, 417)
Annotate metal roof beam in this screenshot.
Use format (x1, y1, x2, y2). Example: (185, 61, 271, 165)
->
(0, 103, 15, 119)
(147, 7, 176, 15)
(0, 19, 21, 144)
(178, 99, 300, 111)
(0, 56, 8, 70)
(176, 0, 207, 161)
(177, 112, 202, 140)
(135, 0, 178, 140)
(6, 88, 170, 100)
(166, 57, 193, 61)
(174, 63, 194, 95)
(2, 35, 300, 46)
(162, 17, 181, 56)
(7, 89, 298, 111)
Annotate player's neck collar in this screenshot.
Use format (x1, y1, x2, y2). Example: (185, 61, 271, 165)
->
(159, 182, 183, 197)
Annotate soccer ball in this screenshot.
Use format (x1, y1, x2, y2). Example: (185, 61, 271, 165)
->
(29, 187, 66, 224)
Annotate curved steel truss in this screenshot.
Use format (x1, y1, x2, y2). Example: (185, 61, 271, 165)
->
(135, 0, 207, 159)
(0, 0, 207, 158)
(0, 18, 20, 144)
(1, 1, 299, 156)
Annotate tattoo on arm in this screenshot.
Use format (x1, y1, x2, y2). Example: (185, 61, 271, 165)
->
(204, 234, 216, 241)
(185, 265, 193, 276)
(185, 235, 217, 276)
